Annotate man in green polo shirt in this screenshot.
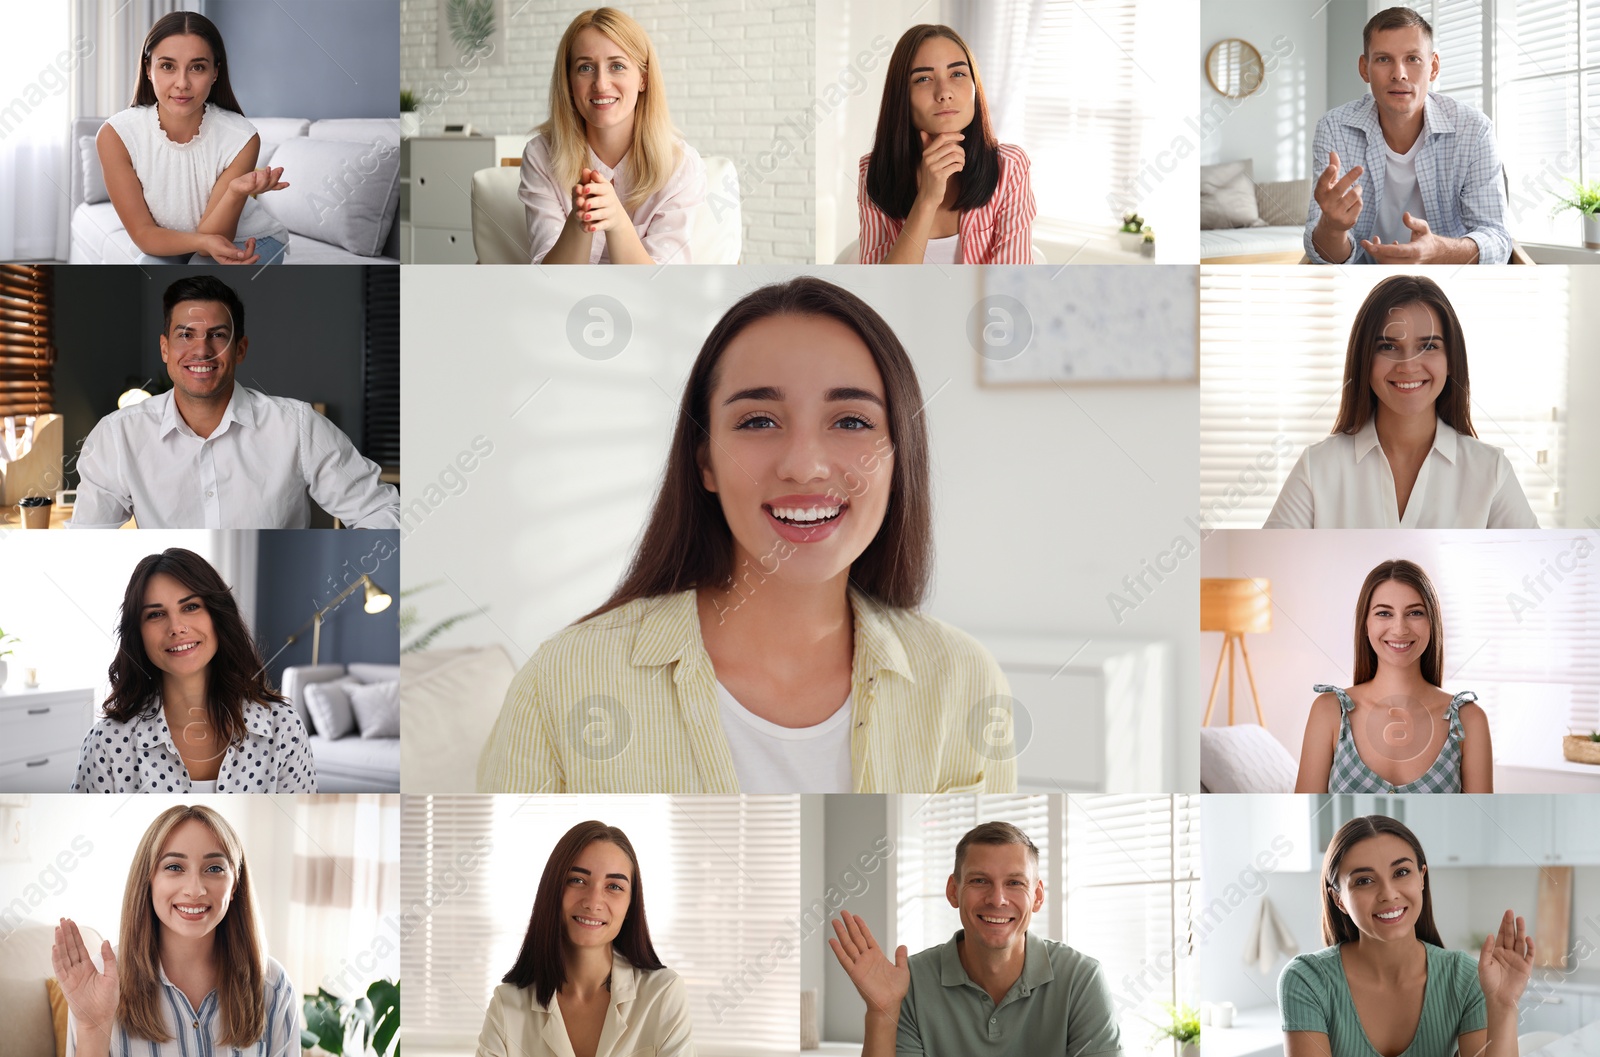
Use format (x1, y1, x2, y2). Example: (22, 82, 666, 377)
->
(828, 821, 1124, 1057)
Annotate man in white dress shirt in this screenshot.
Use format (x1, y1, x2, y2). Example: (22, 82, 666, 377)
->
(70, 275, 400, 529)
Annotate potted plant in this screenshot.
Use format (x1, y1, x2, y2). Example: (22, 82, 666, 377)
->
(0, 626, 18, 690)
(1553, 178, 1600, 249)
(1141, 227, 1156, 259)
(399, 89, 419, 139)
(1146, 1001, 1201, 1057)
(1119, 211, 1146, 252)
(301, 980, 399, 1057)
(1563, 730, 1600, 766)
(400, 581, 485, 653)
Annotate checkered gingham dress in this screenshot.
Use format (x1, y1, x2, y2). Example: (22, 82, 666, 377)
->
(1313, 684, 1476, 793)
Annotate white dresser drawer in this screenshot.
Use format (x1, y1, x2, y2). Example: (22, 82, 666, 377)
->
(0, 687, 95, 766)
(0, 750, 77, 792)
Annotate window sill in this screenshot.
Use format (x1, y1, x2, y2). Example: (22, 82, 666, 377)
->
(1517, 241, 1600, 264)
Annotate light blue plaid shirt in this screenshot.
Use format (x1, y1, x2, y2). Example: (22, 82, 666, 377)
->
(1303, 92, 1510, 264)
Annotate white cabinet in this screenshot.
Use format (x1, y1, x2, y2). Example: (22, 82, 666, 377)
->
(400, 136, 498, 263)
(1517, 984, 1586, 1037)
(0, 686, 95, 792)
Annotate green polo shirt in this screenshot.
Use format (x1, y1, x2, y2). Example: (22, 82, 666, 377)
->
(895, 929, 1125, 1057)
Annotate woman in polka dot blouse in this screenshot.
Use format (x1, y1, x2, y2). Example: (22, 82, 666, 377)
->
(71, 548, 316, 793)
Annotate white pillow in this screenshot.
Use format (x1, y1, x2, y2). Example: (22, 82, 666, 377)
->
(258, 136, 400, 255)
(349, 679, 400, 739)
(1199, 724, 1298, 793)
(401, 646, 517, 792)
(303, 676, 360, 739)
(80, 135, 109, 204)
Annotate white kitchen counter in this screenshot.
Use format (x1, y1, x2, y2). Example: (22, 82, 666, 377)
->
(1202, 1005, 1282, 1057)
(1528, 1020, 1600, 1057)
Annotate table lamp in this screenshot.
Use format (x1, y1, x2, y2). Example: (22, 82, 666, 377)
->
(1201, 577, 1271, 726)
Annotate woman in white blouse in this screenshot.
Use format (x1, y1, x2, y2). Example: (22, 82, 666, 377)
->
(1265, 275, 1538, 529)
(53, 805, 300, 1057)
(520, 7, 707, 264)
(72, 548, 316, 793)
(478, 821, 693, 1057)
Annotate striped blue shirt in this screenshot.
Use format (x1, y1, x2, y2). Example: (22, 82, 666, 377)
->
(67, 955, 298, 1057)
(1303, 93, 1511, 265)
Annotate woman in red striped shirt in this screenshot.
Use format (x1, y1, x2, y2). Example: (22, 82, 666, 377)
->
(858, 25, 1037, 265)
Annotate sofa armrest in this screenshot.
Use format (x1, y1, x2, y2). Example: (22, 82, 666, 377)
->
(281, 663, 350, 734)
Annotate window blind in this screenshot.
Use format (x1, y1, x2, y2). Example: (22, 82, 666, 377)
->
(895, 795, 1055, 957)
(1199, 268, 1569, 528)
(362, 265, 400, 467)
(401, 795, 800, 1055)
(1066, 795, 1201, 1057)
(0, 264, 54, 418)
(1436, 536, 1600, 763)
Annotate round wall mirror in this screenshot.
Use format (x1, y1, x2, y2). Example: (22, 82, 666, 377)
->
(1206, 38, 1265, 99)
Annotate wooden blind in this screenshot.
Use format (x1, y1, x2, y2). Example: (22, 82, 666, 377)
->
(363, 265, 400, 466)
(0, 265, 54, 418)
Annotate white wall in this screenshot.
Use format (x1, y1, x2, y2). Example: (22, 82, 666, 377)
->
(399, 0, 815, 264)
(400, 265, 1201, 792)
(1198, 0, 1329, 182)
(1566, 269, 1600, 528)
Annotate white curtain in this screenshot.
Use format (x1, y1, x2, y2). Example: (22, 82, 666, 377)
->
(285, 794, 402, 1002)
(0, 5, 74, 260)
(948, 0, 1048, 142)
(70, 0, 202, 120)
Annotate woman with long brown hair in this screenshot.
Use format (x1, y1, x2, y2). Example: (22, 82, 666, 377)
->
(856, 24, 1036, 264)
(1265, 275, 1537, 528)
(96, 11, 290, 265)
(52, 805, 298, 1057)
(1294, 559, 1491, 793)
(478, 276, 1012, 794)
(477, 821, 689, 1057)
(71, 548, 316, 792)
(1279, 815, 1530, 1057)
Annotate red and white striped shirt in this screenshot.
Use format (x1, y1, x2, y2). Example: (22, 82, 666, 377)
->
(856, 142, 1036, 264)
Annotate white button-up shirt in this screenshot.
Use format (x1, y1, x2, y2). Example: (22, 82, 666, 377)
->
(1265, 417, 1539, 528)
(70, 383, 400, 529)
(477, 951, 692, 1057)
(72, 696, 317, 792)
(519, 133, 706, 264)
(68, 955, 298, 1057)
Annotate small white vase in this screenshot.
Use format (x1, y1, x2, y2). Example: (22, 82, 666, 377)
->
(1584, 212, 1600, 250)
(1182, 1041, 1200, 1057)
(1118, 230, 1143, 253)
(399, 112, 421, 138)
(0, 659, 8, 690)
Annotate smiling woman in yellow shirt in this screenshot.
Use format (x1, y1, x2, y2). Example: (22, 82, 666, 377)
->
(478, 276, 1014, 794)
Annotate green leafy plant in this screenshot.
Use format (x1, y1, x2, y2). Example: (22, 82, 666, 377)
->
(399, 581, 485, 654)
(1552, 178, 1600, 218)
(1120, 210, 1145, 234)
(447, 0, 495, 58)
(1144, 1002, 1201, 1047)
(0, 626, 19, 660)
(399, 89, 417, 113)
(300, 980, 399, 1057)
(1142, 228, 1156, 243)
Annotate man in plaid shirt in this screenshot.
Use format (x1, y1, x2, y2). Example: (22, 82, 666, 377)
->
(1305, 6, 1510, 265)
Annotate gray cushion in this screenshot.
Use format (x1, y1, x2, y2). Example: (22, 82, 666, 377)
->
(303, 676, 360, 739)
(349, 679, 400, 739)
(79, 135, 108, 204)
(249, 117, 311, 164)
(1201, 159, 1266, 230)
(257, 136, 400, 255)
(1257, 177, 1313, 227)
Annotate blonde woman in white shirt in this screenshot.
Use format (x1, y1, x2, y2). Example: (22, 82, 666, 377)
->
(97, 12, 290, 265)
(520, 7, 706, 264)
(478, 821, 693, 1057)
(1265, 275, 1538, 529)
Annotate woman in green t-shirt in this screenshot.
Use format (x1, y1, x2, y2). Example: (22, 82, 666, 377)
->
(1279, 815, 1532, 1057)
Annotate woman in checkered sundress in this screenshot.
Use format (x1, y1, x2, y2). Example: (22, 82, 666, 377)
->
(1294, 559, 1492, 793)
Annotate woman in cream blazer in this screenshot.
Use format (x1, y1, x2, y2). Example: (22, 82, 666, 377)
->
(477, 821, 692, 1057)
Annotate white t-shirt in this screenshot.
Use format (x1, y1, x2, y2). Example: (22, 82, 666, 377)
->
(189, 780, 217, 793)
(923, 233, 961, 264)
(103, 104, 288, 243)
(716, 680, 853, 793)
(1375, 134, 1427, 246)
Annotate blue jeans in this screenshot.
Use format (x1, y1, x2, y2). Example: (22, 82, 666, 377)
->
(135, 235, 288, 265)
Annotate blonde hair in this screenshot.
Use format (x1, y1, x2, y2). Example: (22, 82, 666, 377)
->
(118, 805, 266, 1046)
(540, 8, 680, 211)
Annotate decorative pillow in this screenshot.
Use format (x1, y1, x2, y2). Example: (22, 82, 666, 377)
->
(1199, 724, 1297, 793)
(349, 679, 400, 739)
(402, 646, 517, 792)
(303, 677, 360, 740)
(79, 135, 109, 205)
(47, 977, 69, 1057)
(1200, 159, 1267, 230)
(257, 136, 400, 255)
(1256, 177, 1314, 227)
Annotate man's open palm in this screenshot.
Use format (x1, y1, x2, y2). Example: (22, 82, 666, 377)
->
(828, 912, 910, 1016)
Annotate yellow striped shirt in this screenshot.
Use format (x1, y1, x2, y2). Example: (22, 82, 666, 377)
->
(477, 587, 1016, 793)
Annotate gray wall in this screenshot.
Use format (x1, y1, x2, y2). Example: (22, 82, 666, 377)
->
(205, 0, 400, 119)
(53, 267, 145, 486)
(254, 529, 401, 688)
(819, 795, 894, 1044)
(1326, 0, 1370, 110)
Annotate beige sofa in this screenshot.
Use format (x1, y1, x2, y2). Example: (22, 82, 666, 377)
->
(0, 922, 103, 1057)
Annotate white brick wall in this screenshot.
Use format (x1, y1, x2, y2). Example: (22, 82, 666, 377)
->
(401, 0, 815, 263)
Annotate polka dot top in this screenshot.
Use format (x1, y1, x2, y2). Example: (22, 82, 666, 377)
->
(71, 696, 318, 793)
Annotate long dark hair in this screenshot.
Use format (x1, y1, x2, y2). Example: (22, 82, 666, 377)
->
(503, 821, 664, 1006)
(1331, 275, 1474, 438)
(1322, 814, 1443, 947)
(580, 276, 933, 623)
(104, 548, 286, 749)
(131, 12, 245, 115)
(865, 24, 1000, 220)
(1351, 559, 1444, 686)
